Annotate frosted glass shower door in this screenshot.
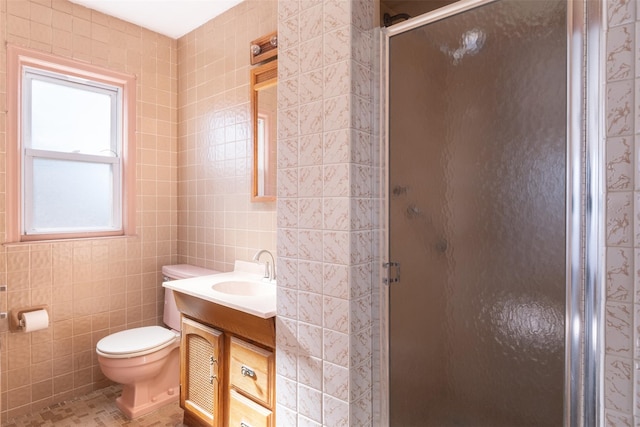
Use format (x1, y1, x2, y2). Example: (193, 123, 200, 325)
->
(387, 1, 567, 425)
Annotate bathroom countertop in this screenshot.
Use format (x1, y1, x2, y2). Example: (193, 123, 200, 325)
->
(162, 261, 276, 319)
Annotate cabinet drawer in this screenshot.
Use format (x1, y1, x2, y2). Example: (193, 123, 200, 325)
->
(229, 337, 274, 407)
(229, 390, 272, 427)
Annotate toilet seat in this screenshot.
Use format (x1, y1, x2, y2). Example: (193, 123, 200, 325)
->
(97, 326, 179, 358)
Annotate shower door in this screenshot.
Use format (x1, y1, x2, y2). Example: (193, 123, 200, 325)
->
(387, 0, 569, 425)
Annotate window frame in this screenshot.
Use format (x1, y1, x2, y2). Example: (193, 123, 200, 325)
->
(7, 45, 137, 242)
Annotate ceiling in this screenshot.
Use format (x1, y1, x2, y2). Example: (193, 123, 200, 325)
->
(68, 0, 244, 39)
(69, 0, 460, 39)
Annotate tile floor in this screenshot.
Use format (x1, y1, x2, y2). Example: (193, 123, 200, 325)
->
(3, 385, 185, 427)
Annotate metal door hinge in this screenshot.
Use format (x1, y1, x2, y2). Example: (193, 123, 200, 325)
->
(383, 262, 400, 285)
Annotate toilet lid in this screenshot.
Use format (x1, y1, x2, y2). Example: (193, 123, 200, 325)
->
(97, 326, 178, 357)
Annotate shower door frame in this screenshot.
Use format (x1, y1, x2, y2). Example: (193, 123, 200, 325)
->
(377, 0, 603, 425)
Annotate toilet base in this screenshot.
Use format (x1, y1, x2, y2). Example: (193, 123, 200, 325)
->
(116, 385, 179, 419)
(99, 343, 181, 419)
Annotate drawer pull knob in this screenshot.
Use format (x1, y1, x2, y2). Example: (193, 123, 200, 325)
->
(241, 365, 256, 378)
(240, 422, 253, 427)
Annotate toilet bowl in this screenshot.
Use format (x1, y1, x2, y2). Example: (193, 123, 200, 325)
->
(96, 326, 180, 418)
(96, 264, 219, 419)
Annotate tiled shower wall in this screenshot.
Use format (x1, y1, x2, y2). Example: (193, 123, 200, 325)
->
(0, 0, 179, 422)
(275, 0, 376, 425)
(605, 0, 640, 425)
(176, 0, 277, 272)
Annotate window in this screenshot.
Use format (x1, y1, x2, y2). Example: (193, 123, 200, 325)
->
(7, 45, 136, 242)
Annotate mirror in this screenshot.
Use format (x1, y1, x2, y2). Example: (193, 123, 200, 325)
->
(251, 60, 277, 202)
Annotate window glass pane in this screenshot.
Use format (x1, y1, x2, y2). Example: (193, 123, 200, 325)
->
(30, 78, 113, 154)
(31, 158, 115, 231)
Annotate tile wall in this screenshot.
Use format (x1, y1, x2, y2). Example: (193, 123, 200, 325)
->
(272, 0, 640, 424)
(275, 0, 377, 425)
(176, 0, 277, 273)
(605, 0, 640, 425)
(0, 0, 178, 421)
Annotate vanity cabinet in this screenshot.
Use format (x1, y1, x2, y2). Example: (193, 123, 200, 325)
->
(174, 292, 276, 427)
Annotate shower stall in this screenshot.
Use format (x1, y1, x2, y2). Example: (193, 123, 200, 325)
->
(379, 0, 601, 425)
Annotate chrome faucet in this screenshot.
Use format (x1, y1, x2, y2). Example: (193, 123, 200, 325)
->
(253, 249, 276, 281)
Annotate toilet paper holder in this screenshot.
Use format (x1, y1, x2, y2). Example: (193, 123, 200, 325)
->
(10, 305, 48, 332)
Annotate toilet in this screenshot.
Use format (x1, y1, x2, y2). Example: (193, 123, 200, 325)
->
(96, 264, 220, 419)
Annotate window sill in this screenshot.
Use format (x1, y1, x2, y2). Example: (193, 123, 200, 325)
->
(3, 234, 139, 248)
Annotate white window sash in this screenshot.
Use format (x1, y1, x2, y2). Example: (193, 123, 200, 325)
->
(23, 68, 121, 154)
(23, 150, 123, 235)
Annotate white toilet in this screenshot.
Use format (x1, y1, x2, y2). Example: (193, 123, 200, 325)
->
(96, 264, 219, 419)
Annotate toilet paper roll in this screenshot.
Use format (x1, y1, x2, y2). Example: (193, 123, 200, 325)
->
(21, 309, 49, 332)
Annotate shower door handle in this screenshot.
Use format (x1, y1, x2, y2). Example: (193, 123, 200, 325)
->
(383, 262, 400, 285)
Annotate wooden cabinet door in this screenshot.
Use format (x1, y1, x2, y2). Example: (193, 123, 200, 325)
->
(181, 317, 224, 427)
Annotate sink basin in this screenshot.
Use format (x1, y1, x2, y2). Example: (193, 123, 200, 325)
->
(211, 280, 273, 297)
(163, 260, 276, 318)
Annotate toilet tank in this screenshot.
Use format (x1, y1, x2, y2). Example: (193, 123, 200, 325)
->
(162, 264, 220, 331)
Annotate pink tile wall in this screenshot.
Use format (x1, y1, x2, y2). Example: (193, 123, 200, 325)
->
(0, 0, 178, 421)
(176, 0, 277, 273)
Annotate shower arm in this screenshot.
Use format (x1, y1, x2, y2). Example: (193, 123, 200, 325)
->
(383, 13, 411, 27)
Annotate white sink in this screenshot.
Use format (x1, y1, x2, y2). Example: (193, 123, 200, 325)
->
(163, 260, 276, 318)
(211, 280, 272, 297)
